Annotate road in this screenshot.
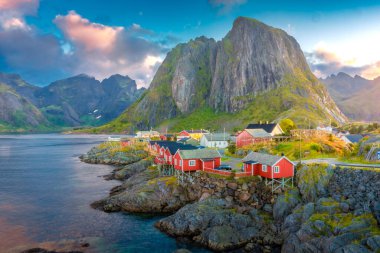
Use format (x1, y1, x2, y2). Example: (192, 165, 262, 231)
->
(301, 158, 380, 169)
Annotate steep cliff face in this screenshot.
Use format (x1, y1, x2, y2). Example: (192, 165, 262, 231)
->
(210, 17, 310, 112)
(94, 17, 347, 133)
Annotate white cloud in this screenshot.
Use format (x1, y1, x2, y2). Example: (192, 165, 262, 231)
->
(307, 38, 380, 79)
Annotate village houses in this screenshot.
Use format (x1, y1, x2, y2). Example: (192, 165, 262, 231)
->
(200, 133, 231, 148)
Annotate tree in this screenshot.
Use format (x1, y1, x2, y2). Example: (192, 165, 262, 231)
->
(279, 118, 296, 135)
(227, 143, 236, 154)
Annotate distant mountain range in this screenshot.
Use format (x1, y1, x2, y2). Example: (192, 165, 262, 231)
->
(321, 72, 380, 121)
(0, 73, 145, 132)
(92, 17, 346, 133)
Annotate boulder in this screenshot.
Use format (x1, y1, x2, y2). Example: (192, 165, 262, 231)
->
(335, 244, 372, 253)
(227, 182, 238, 190)
(302, 202, 315, 222)
(155, 198, 267, 251)
(273, 189, 301, 221)
(296, 164, 334, 202)
(366, 235, 380, 252)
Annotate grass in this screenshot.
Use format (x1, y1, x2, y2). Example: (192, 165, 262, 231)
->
(238, 134, 349, 161)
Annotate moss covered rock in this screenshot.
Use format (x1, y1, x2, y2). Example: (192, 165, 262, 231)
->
(296, 164, 334, 202)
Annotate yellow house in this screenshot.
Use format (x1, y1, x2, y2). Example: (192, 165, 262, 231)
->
(177, 129, 210, 141)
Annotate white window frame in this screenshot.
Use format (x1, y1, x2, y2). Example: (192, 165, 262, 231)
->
(169, 156, 172, 162)
(179, 160, 182, 166)
(274, 166, 280, 173)
(262, 165, 267, 172)
(175, 159, 177, 165)
(189, 160, 196, 166)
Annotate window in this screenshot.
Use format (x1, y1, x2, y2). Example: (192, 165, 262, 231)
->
(189, 160, 196, 166)
(169, 156, 172, 162)
(179, 160, 182, 166)
(262, 165, 267, 172)
(175, 160, 177, 165)
(274, 166, 280, 173)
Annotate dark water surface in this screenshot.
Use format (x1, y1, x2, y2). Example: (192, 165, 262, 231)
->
(0, 134, 208, 253)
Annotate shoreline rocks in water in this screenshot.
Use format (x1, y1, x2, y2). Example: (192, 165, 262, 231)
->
(155, 198, 281, 252)
(81, 143, 380, 252)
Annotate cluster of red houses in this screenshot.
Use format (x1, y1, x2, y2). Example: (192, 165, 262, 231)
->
(147, 140, 294, 182)
(148, 141, 221, 171)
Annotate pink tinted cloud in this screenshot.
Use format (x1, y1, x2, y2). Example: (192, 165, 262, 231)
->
(0, 0, 38, 15)
(53, 11, 164, 87)
(54, 11, 123, 52)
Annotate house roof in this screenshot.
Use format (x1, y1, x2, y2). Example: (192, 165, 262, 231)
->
(246, 123, 278, 133)
(345, 134, 363, 143)
(202, 133, 230, 142)
(164, 143, 197, 155)
(182, 129, 209, 134)
(149, 140, 172, 146)
(178, 149, 221, 159)
(242, 152, 288, 166)
(245, 129, 272, 138)
(177, 138, 199, 145)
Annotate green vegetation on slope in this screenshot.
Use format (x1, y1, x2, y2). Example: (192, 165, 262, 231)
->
(83, 69, 341, 134)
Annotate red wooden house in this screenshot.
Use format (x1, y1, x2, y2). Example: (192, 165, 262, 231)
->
(173, 149, 221, 172)
(236, 129, 272, 148)
(242, 152, 294, 178)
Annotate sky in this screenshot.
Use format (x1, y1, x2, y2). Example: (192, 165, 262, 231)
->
(1, 0, 380, 87)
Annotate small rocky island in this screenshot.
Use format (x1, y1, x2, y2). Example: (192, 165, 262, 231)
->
(80, 142, 380, 252)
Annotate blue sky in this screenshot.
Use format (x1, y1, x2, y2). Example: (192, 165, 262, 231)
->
(1, 0, 380, 86)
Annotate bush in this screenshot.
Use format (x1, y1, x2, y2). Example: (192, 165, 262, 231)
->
(310, 143, 322, 152)
(227, 143, 236, 154)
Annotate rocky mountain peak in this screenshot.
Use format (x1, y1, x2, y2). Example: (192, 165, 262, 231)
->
(99, 17, 346, 132)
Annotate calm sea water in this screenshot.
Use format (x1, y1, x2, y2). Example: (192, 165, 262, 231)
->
(0, 134, 208, 253)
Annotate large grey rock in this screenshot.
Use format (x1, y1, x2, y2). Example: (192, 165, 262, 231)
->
(366, 235, 380, 251)
(296, 164, 334, 202)
(273, 189, 301, 221)
(335, 244, 372, 253)
(114, 159, 151, 180)
(155, 198, 268, 251)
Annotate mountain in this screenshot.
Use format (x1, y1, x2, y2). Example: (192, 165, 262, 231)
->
(0, 82, 48, 131)
(94, 17, 346, 133)
(0, 73, 145, 131)
(321, 73, 380, 121)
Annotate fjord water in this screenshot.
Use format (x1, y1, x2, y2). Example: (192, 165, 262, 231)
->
(0, 134, 208, 253)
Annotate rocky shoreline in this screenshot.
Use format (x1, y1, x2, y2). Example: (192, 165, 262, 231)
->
(81, 143, 380, 252)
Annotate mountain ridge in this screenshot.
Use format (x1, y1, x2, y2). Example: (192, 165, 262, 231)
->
(92, 17, 346, 133)
(0, 72, 145, 131)
(321, 73, 380, 121)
